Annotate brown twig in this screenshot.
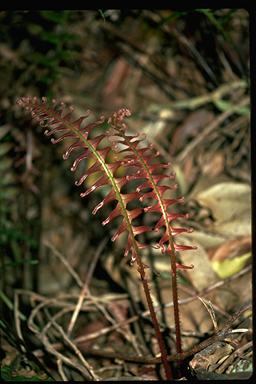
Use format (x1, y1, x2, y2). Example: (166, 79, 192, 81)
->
(57, 359, 68, 381)
(13, 291, 27, 355)
(42, 331, 93, 380)
(40, 307, 100, 380)
(67, 237, 108, 335)
(52, 319, 100, 380)
(43, 241, 83, 287)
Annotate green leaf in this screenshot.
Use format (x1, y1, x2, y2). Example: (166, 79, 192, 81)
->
(197, 9, 225, 32)
(98, 9, 106, 21)
(160, 11, 188, 25)
(40, 10, 69, 24)
(0, 158, 13, 171)
(0, 227, 37, 247)
(0, 124, 11, 140)
(29, 52, 58, 68)
(0, 258, 39, 270)
(214, 99, 250, 115)
(0, 291, 27, 320)
(1, 365, 53, 381)
(0, 142, 13, 156)
(40, 31, 60, 45)
(27, 23, 43, 35)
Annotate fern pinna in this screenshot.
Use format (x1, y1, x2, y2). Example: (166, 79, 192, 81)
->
(16, 96, 195, 379)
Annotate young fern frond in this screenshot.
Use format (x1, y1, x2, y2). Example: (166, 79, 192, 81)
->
(16, 97, 151, 264)
(16, 96, 173, 379)
(107, 108, 196, 356)
(107, 109, 196, 259)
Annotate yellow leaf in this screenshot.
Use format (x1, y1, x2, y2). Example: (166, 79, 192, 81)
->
(211, 252, 251, 279)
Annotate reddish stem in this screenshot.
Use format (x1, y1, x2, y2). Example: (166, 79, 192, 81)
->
(136, 258, 173, 380)
(170, 259, 182, 356)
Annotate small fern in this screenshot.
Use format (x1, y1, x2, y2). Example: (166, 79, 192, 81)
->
(16, 96, 196, 379)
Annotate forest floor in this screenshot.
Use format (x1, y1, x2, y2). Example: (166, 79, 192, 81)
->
(0, 9, 252, 381)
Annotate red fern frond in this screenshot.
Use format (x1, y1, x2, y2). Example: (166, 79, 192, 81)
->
(107, 108, 196, 265)
(16, 97, 151, 263)
(107, 108, 197, 358)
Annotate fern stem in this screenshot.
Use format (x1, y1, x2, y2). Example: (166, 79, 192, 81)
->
(132, 244, 173, 380)
(168, 240, 183, 357)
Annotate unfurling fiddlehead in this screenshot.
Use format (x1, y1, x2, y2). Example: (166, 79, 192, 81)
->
(16, 97, 196, 379)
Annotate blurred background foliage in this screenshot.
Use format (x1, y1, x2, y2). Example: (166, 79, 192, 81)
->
(0, 9, 251, 381)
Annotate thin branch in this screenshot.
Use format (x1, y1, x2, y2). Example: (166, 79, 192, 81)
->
(13, 291, 27, 354)
(43, 240, 83, 287)
(147, 80, 247, 112)
(67, 237, 107, 335)
(57, 359, 68, 381)
(52, 320, 100, 381)
(41, 307, 100, 380)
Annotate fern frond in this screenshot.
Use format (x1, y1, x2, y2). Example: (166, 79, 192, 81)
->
(107, 108, 196, 266)
(16, 97, 151, 264)
(107, 108, 197, 357)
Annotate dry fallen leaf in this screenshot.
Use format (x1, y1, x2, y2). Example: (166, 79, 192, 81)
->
(170, 109, 214, 155)
(196, 182, 251, 223)
(193, 181, 251, 238)
(177, 235, 219, 291)
(185, 230, 227, 249)
(210, 236, 251, 261)
(200, 151, 225, 177)
(214, 213, 251, 237)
